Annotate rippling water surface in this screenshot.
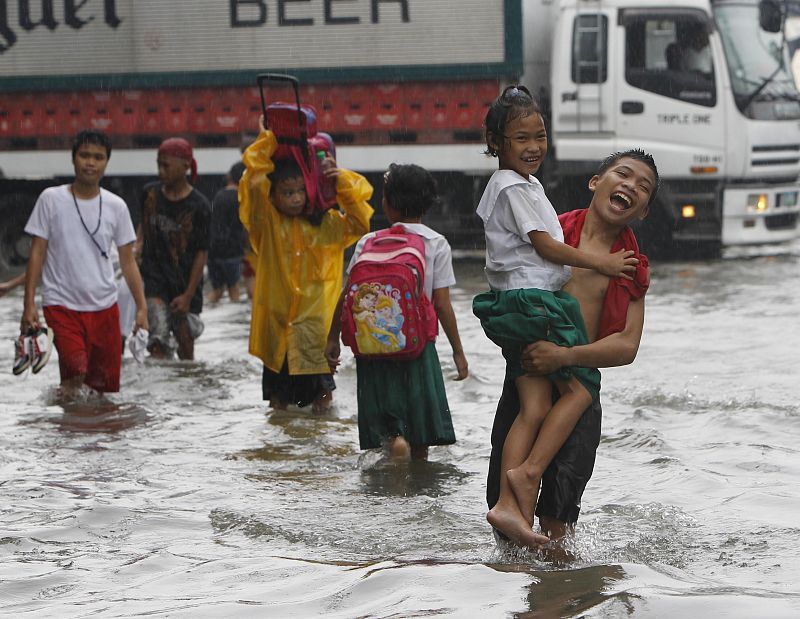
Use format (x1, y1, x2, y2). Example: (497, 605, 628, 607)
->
(1, 240, 799, 617)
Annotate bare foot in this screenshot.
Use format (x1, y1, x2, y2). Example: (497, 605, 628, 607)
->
(410, 445, 428, 460)
(487, 503, 550, 549)
(312, 389, 332, 413)
(270, 398, 288, 411)
(506, 466, 541, 525)
(386, 436, 411, 460)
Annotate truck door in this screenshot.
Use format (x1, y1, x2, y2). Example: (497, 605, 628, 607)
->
(615, 10, 726, 177)
(551, 8, 617, 162)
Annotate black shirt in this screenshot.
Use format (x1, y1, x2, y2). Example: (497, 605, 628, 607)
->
(139, 181, 211, 314)
(209, 186, 246, 260)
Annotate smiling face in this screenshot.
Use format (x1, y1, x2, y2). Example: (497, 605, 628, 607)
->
(492, 111, 548, 179)
(588, 158, 657, 224)
(271, 175, 307, 217)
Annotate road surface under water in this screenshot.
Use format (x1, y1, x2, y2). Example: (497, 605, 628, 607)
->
(1, 240, 799, 617)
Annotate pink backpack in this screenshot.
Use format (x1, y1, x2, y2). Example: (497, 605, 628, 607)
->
(341, 225, 439, 360)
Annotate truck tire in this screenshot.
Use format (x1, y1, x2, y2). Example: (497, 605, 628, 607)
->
(0, 193, 35, 269)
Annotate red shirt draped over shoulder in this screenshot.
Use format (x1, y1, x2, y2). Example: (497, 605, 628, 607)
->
(559, 208, 649, 340)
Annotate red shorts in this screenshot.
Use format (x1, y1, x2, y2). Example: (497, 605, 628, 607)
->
(43, 304, 122, 392)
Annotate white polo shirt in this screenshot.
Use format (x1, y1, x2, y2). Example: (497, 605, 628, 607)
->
(477, 169, 571, 292)
(25, 184, 137, 311)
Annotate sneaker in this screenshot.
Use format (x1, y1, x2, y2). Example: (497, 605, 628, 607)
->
(12, 333, 32, 375)
(128, 328, 148, 364)
(30, 327, 53, 374)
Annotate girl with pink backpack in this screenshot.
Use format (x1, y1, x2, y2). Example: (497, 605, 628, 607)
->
(325, 164, 469, 460)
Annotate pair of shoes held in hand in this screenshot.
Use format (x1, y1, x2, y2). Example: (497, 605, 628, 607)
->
(13, 327, 53, 376)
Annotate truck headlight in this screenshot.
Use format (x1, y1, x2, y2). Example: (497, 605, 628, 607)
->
(746, 193, 768, 212)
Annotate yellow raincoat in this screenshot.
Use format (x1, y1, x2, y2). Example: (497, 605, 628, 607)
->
(239, 130, 374, 374)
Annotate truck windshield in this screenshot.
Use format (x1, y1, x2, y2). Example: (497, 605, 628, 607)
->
(714, 2, 800, 117)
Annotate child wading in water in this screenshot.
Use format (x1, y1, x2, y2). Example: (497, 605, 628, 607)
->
(326, 164, 469, 460)
(472, 86, 639, 548)
(239, 120, 373, 412)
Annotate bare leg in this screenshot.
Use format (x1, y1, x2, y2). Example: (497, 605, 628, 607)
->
(61, 374, 86, 392)
(486, 374, 552, 548)
(208, 288, 223, 304)
(312, 388, 333, 412)
(507, 377, 592, 524)
(503, 375, 553, 523)
(269, 397, 288, 410)
(148, 340, 168, 359)
(410, 445, 428, 460)
(229, 282, 241, 303)
(174, 317, 195, 361)
(539, 515, 572, 542)
(387, 435, 411, 460)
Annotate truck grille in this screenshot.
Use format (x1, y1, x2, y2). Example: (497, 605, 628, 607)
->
(751, 144, 800, 167)
(764, 213, 799, 230)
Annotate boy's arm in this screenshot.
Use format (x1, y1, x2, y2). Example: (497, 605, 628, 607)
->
(118, 242, 149, 333)
(0, 272, 26, 297)
(325, 169, 374, 246)
(521, 296, 645, 374)
(529, 230, 637, 280)
(432, 287, 468, 380)
(239, 128, 278, 255)
(170, 250, 207, 314)
(21, 236, 47, 332)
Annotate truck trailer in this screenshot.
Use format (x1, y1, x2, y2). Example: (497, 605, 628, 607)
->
(1, 0, 799, 267)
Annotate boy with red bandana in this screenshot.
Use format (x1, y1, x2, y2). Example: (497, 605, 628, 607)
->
(137, 138, 211, 361)
(486, 149, 659, 550)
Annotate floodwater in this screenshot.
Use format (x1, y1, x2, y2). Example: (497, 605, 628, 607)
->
(1, 240, 799, 618)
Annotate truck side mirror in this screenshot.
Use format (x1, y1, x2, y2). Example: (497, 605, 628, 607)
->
(759, 0, 783, 33)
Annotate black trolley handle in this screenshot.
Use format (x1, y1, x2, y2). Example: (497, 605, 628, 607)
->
(256, 73, 304, 130)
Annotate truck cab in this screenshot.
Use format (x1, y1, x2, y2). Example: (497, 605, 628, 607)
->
(539, 0, 800, 256)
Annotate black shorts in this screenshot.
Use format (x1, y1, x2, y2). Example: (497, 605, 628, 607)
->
(208, 257, 242, 289)
(486, 377, 602, 525)
(262, 360, 336, 408)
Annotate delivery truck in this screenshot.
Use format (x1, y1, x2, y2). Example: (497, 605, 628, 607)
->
(1, 0, 799, 266)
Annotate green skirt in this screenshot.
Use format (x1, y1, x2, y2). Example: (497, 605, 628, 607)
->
(472, 288, 600, 400)
(356, 342, 455, 450)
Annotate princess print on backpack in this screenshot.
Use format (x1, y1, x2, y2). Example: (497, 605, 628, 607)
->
(325, 164, 469, 461)
(342, 226, 438, 360)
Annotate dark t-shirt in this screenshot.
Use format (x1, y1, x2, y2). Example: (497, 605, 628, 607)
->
(209, 186, 246, 260)
(139, 181, 211, 314)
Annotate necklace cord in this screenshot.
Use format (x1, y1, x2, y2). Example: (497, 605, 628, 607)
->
(71, 186, 109, 260)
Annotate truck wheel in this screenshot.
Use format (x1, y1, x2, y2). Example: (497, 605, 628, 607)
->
(0, 193, 35, 269)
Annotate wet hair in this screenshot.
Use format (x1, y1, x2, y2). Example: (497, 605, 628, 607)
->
(269, 158, 304, 187)
(484, 84, 541, 157)
(383, 163, 441, 218)
(72, 129, 112, 159)
(228, 161, 245, 184)
(597, 149, 661, 206)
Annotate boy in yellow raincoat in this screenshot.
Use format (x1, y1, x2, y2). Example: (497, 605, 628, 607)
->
(239, 126, 373, 411)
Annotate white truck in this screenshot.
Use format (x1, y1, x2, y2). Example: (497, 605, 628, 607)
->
(0, 0, 798, 263)
(525, 0, 800, 256)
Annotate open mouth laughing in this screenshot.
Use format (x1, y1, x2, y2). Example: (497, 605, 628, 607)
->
(610, 191, 633, 210)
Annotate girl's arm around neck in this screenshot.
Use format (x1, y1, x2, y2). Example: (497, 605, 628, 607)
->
(528, 230, 637, 280)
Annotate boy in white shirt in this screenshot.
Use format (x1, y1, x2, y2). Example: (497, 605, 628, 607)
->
(19, 130, 148, 392)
